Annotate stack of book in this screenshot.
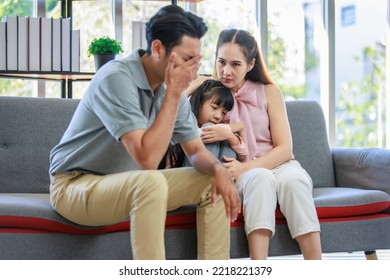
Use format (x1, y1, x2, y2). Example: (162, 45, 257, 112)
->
(0, 16, 80, 72)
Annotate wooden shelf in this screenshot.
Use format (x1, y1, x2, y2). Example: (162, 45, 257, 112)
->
(0, 71, 95, 98)
(0, 71, 94, 81)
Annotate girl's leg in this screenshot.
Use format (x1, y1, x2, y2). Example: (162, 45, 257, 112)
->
(183, 140, 236, 167)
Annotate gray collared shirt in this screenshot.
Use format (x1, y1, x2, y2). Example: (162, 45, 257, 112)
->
(49, 49, 199, 175)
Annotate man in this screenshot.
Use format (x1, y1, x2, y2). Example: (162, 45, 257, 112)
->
(49, 5, 240, 260)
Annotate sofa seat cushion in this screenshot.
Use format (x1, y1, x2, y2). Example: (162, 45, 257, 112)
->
(312, 187, 390, 217)
(273, 187, 390, 221)
(233, 187, 390, 225)
(1, 187, 390, 234)
(0, 193, 197, 234)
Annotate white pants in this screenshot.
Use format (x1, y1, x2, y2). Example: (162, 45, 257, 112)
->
(235, 160, 320, 239)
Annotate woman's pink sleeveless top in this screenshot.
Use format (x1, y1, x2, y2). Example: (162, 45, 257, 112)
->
(225, 80, 273, 162)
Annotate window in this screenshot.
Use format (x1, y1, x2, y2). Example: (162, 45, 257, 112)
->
(0, 0, 36, 97)
(268, 0, 322, 102)
(188, 0, 258, 74)
(1, 0, 389, 148)
(341, 5, 356, 27)
(335, 0, 387, 147)
(0, 0, 64, 98)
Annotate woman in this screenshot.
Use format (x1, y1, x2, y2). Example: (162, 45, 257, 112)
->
(193, 29, 322, 259)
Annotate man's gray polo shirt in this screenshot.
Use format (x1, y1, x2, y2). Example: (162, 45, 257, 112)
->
(49, 49, 199, 175)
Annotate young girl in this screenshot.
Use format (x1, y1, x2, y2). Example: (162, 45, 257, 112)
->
(190, 29, 322, 259)
(159, 79, 247, 169)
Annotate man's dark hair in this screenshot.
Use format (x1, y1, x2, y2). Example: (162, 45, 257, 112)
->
(145, 5, 208, 54)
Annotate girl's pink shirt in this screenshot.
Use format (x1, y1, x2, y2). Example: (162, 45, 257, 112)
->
(224, 80, 273, 162)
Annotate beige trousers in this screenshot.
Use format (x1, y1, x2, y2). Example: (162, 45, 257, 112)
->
(50, 167, 230, 260)
(235, 160, 320, 239)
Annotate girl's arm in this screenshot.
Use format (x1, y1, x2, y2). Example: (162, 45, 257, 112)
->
(229, 134, 248, 162)
(202, 124, 249, 162)
(225, 122, 248, 162)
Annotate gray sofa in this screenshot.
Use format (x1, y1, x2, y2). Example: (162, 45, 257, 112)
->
(1, 96, 390, 259)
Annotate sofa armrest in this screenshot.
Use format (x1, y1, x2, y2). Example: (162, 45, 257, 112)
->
(332, 147, 390, 195)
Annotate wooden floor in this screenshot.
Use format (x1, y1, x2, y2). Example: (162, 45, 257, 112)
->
(268, 249, 390, 260)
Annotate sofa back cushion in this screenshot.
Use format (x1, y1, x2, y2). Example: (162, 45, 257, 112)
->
(0, 97, 335, 193)
(286, 100, 335, 188)
(0, 96, 79, 193)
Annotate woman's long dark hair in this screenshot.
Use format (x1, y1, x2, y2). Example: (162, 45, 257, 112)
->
(213, 29, 273, 85)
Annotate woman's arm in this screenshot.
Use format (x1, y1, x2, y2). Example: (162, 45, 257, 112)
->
(246, 84, 293, 170)
(224, 85, 292, 179)
(229, 122, 244, 135)
(185, 75, 214, 97)
(223, 84, 293, 179)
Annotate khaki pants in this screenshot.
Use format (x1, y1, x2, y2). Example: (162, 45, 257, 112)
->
(50, 167, 230, 260)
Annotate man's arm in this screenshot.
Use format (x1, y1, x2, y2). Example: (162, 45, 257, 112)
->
(181, 138, 241, 222)
(120, 95, 180, 169)
(120, 52, 201, 169)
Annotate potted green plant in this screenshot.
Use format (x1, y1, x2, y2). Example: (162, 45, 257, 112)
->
(87, 36, 124, 70)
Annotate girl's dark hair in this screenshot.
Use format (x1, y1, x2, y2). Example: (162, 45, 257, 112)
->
(145, 5, 208, 55)
(158, 80, 233, 169)
(189, 79, 234, 119)
(213, 29, 273, 85)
